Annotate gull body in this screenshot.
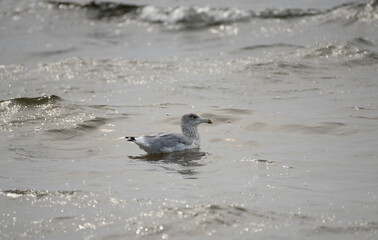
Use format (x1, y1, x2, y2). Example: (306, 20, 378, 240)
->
(125, 113, 212, 154)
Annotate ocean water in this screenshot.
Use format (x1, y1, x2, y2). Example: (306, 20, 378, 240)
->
(1, 0, 378, 239)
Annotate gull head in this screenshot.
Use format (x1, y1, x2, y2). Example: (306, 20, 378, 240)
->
(181, 113, 213, 127)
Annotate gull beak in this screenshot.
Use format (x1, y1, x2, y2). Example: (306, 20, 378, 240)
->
(200, 116, 212, 124)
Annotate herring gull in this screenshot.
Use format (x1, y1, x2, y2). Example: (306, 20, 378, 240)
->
(125, 113, 212, 153)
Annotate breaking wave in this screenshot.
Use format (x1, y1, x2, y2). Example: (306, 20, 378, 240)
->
(48, 0, 378, 27)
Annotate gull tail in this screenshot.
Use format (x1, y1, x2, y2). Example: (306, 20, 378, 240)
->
(125, 136, 136, 142)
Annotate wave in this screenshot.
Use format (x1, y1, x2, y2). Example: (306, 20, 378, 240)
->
(322, 0, 378, 25)
(137, 6, 252, 26)
(0, 95, 63, 107)
(1, 189, 78, 199)
(0, 95, 118, 137)
(236, 39, 377, 68)
(47, 0, 139, 19)
(0, 95, 65, 131)
(238, 43, 301, 51)
(46, 117, 108, 139)
(48, 0, 378, 27)
(297, 40, 378, 66)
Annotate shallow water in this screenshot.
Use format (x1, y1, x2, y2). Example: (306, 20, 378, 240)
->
(1, 0, 378, 239)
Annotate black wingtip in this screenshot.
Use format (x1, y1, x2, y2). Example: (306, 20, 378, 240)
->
(125, 136, 136, 141)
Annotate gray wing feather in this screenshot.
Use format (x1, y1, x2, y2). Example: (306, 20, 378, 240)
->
(144, 133, 193, 151)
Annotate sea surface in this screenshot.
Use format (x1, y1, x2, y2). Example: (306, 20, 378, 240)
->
(1, 0, 378, 239)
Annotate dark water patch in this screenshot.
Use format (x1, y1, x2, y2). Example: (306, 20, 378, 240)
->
(274, 71, 290, 76)
(252, 62, 277, 67)
(2, 189, 48, 198)
(277, 62, 314, 70)
(53, 216, 76, 221)
(28, 47, 77, 59)
(76, 117, 107, 130)
(253, 159, 276, 164)
(241, 158, 294, 169)
(350, 37, 376, 47)
(273, 88, 320, 95)
(48, 0, 140, 19)
(180, 85, 210, 90)
(314, 221, 378, 235)
(321, 76, 337, 80)
(353, 115, 378, 120)
(238, 43, 301, 52)
(0, 95, 63, 107)
(1, 189, 77, 199)
(241, 61, 315, 76)
(255, 8, 322, 19)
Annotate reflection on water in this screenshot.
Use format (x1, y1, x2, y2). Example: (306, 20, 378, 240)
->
(129, 149, 207, 162)
(128, 150, 207, 178)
